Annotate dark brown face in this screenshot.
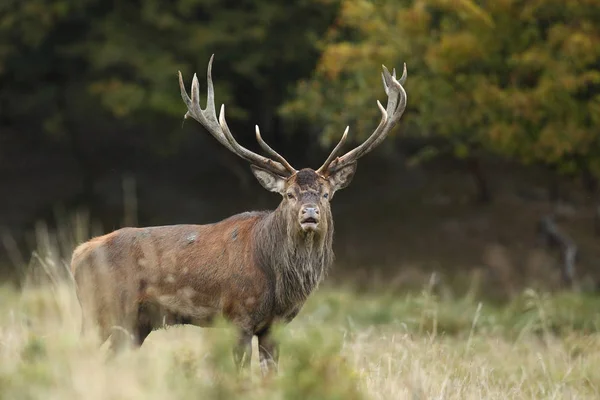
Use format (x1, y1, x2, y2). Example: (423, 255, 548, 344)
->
(284, 169, 331, 233)
(250, 164, 358, 235)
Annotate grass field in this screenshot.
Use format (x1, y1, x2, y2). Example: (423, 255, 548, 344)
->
(2, 269, 600, 399)
(0, 213, 598, 399)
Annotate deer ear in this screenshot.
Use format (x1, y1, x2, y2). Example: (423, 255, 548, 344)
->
(328, 162, 357, 195)
(250, 165, 286, 194)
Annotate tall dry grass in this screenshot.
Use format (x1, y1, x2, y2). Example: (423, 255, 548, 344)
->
(1, 213, 600, 399)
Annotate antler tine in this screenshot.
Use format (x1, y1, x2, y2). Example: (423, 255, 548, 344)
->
(179, 55, 293, 177)
(255, 126, 296, 174)
(217, 105, 291, 176)
(178, 58, 232, 152)
(322, 63, 407, 174)
(398, 63, 407, 85)
(205, 54, 216, 116)
(316, 126, 349, 175)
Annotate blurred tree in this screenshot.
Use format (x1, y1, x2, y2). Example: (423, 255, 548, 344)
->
(0, 0, 103, 206)
(282, 0, 600, 203)
(81, 0, 340, 165)
(0, 0, 338, 200)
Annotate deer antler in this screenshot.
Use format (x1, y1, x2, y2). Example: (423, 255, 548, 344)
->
(179, 55, 296, 176)
(317, 63, 407, 175)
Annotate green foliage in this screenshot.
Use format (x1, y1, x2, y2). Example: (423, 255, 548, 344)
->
(276, 325, 365, 400)
(0, 0, 337, 155)
(298, 285, 600, 339)
(283, 0, 600, 177)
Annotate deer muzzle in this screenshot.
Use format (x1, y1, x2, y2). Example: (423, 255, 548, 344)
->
(299, 205, 320, 232)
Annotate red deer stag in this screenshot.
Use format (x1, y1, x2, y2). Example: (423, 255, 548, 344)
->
(70, 55, 407, 373)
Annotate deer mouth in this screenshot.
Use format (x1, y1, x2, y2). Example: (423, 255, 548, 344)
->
(300, 217, 319, 231)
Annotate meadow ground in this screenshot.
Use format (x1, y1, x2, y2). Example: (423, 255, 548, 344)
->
(2, 271, 600, 400)
(1, 209, 599, 399)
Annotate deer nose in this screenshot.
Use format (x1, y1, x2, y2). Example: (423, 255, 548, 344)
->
(301, 206, 319, 216)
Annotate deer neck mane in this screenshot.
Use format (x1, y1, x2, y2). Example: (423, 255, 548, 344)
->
(255, 207, 335, 314)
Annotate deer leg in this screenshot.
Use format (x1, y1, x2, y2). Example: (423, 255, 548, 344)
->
(106, 310, 151, 357)
(233, 330, 253, 370)
(134, 304, 154, 347)
(107, 308, 138, 356)
(134, 321, 153, 347)
(107, 325, 135, 356)
(258, 327, 279, 376)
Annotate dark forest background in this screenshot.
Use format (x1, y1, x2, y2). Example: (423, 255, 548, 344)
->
(1, 0, 599, 296)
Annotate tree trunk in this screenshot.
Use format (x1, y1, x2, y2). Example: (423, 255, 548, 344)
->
(581, 167, 600, 237)
(59, 85, 102, 214)
(582, 167, 598, 195)
(537, 216, 578, 289)
(547, 165, 562, 202)
(467, 156, 492, 204)
(595, 204, 600, 237)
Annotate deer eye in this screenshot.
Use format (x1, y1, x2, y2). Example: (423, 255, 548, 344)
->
(323, 193, 329, 199)
(287, 192, 295, 200)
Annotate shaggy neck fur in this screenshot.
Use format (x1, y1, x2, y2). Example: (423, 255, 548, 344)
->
(255, 206, 335, 315)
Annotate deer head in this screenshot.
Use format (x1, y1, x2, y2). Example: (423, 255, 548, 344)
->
(178, 55, 407, 238)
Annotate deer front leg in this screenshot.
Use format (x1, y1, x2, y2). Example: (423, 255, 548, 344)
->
(233, 330, 253, 370)
(258, 327, 279, 376)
